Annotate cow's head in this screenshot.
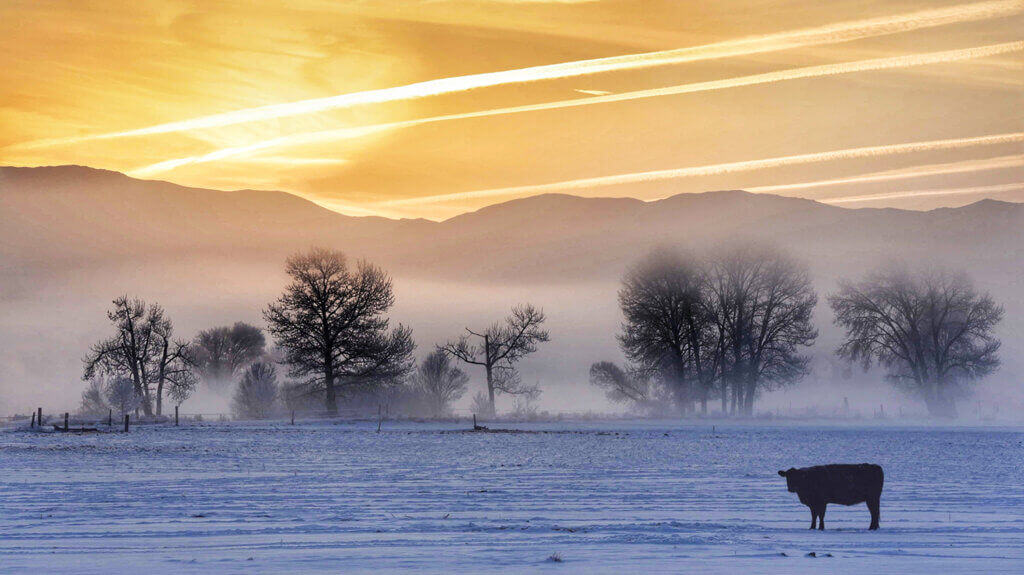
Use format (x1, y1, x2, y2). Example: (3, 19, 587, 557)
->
(778, 468, 801, 492)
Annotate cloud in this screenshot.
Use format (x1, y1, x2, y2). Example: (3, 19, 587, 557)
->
(21, 0, 1023, 147)
(746, 154, 1024, 194)
(375, 132, 1024, 206)
(130, 41, 1024, 178)
(823, 182, 1024, 204)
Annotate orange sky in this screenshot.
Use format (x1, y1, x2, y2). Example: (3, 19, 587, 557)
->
(1, 0, 1022, 219)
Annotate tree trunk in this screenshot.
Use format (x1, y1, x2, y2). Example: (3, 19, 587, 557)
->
(721, 384, 728, 414)
(485, 364, 496, 416)
(743, 379, 757, 416)
(132, 371, 154, 417)
(155, 379, 164, 416)
(924, 384, 957, 418)
(324, 365, 338, 416)
(141, 384, 154, 417)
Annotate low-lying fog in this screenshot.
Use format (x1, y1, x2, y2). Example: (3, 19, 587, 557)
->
(1, 255, 1021, 421)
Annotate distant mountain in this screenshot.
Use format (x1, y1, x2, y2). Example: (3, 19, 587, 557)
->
(3, 165, 1020, 285)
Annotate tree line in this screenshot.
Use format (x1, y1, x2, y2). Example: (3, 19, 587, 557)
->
(591, 244, 1002, 418)
(80, 244, 1003, 421)
(80, 248, 549, 420)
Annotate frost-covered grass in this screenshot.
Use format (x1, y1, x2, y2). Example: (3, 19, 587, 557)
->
(0, 420, 1021, 574)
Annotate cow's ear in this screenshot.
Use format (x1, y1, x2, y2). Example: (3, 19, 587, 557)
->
(778, 470, 787, 477)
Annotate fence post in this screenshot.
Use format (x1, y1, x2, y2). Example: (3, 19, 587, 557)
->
(108, 409, 112, 426)
(124, 414, 130, 433)
(64, 412, 69, 432)
(175, 405, 179, 427)
(30, 411, 35, 428)
(473, 413, 477, 429)
(291, 410, 295, 425)
(37, 407, 42, 427)
(377, 404, 382, 433)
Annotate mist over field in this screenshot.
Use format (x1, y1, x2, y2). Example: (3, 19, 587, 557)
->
(1, 166, 1021, 419)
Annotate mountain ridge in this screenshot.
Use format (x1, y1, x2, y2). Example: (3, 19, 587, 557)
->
(1, 165, 1021, 286)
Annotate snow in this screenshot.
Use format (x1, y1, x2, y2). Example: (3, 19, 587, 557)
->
(1, 420, 1022, 574)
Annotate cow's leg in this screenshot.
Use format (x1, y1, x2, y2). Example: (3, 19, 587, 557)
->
(809, 507, 817, 529)
(818, 505, 826, 530)
(867, 496, 880, 530)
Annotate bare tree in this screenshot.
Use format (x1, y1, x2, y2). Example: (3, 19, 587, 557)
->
(264, 248, 415, 415)
(232, 362, 279, 419)
(83, 296, 195, 416)
(611, 245, 815, 417)
(589, 361, 648, 404)
(470, 391, 492, 417)
(105, 376, 139, 416)
(193, 322, 266, 391)
(588, 361, 681, 416)
(618, 250, 720, 413)
(153, 328, 196, 416)
(830, 265, 1002, 418)
(706, 245, 817, 416)
(441, 304, 548, 415)
(414, 349, 469, 417)
(79, 378, 108, 417)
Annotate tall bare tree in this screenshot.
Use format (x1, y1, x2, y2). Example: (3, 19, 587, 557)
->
(830, 265, 1002, 418)
(153, 328, 197, 416)
(83, 297, 155, 415)
(441, 304, 548, 415)
(414, 349, 469, 417)
(193, 322, 266, 390)
(83, 296, 196, 416)
(706, 245, 818, 416)
(618, 250, 720, 413)
(264, 248, 415, 415)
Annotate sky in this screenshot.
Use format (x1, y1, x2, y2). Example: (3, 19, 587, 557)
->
(1, 0, 1022, 219)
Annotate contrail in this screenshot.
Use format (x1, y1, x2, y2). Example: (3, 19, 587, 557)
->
(375, 132, 1024, 206)
(746, 154, 1024, 194)
(823, 182, 1024, 204)
(23, 0, 1024, 146)
(131, 41, 1024, 177)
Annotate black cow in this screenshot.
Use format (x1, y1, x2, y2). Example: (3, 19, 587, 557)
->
(777, 463, 883, 530)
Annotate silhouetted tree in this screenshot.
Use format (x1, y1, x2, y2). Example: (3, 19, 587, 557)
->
(83, 296, 196, 416)
(193, 322, 266, 391)
(414, 350, 469, 417)
(706, 245, 818, 415)
(105, 376, 139, 416)
(441, 304, 548, 415)
(589, 361, 648, 404)
(830, 265, 1002, 418)
(153, 332, 197, 416)
(610, 245, 816, 416)
(232, 362, 279, 419)
(78, 378, 108, 416)
(588, 361, 680, 416)
(618, 250, 720, 413)
(264, 248, 415, 415)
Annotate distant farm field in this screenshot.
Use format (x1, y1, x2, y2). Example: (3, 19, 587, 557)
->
(1, 421, 1021, 574)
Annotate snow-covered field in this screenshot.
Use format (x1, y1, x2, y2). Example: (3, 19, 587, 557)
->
(1, 420, 1021, 574)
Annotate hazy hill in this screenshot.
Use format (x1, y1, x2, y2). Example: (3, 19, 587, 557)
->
(3, 165, 1021, 284)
